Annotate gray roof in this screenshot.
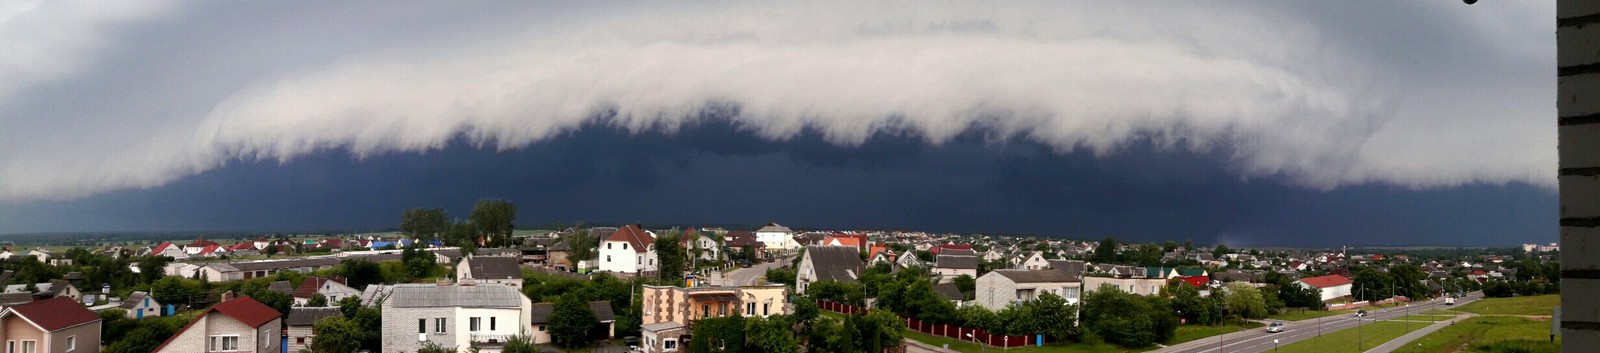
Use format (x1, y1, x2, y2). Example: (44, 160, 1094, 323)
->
(933, 282, 964, 301)
(1047, 260, 1087, 278)
(935, 255, 978, 270)
(286, 307, 343, 327)
(804, 246, 863, 283)
(388, 285, 524, 308)
(119, 291, 150, 309)
(268, 281, 295, 295)
(529, 301, 615, 324)
(992, 269, 1078, 283)
(463, 256, 524, 280)
(0, 292, 31, 307)
(757, 223, 792, 233)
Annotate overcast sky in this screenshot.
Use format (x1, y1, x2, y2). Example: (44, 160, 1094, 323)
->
(0, 1, 1557, 246)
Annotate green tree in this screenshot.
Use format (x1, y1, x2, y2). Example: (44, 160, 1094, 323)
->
(310, 316, 364, 353)
(1212, 244, 1232, 258)
(549, 293, 598, 348)
(500, 334, 539, 353)
(469, 198, 518, 246)
(1082, 284, 1174, 348)
(336, 258, 382, 290)
(953, 274, 976, 296)
(765, 268, 796, 286)
(400, 207, 449, 238)
(856, 309, 905, 352)
(1025, 292, 1078, 341)
(655, 230, 688, 283)
(561, 228, 600, 265)
(307, 293, 328, 307)
(137, 255, 172, 284)
(688, 315, 745, 353)
(744, 316, 799, 353)
(1223, 283, 1268, 319)
(1278, 281, 1323, 309)
(1093, 237, 1118, 264)
(402, 245, 437, 280)
(416, 342, 456, 353)
(807, 280, 866, 307)
(1184, 239, 1194, 250)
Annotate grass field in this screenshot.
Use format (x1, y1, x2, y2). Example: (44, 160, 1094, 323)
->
(1273, 321, 1424, 353)
(1268, 308, 1347, 321)
(1168, 322, 1264, 345)
(902, 330, 1138, 353)
(1388, 316, 1559, 353)
(1455, 295, 1560, 316)
(1420, 310, 1457, 316)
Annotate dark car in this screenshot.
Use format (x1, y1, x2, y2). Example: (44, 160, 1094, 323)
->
(1355, 309, 1367, 318)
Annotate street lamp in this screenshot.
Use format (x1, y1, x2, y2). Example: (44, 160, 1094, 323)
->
(966, 332, 985, 353)
(1274, 338, 1279, 352)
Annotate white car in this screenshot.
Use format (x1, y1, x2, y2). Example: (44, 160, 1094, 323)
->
(1266, 322, 1285, 333)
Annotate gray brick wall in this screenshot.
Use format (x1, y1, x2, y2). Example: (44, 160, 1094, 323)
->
(1560, 1, 1600, 351)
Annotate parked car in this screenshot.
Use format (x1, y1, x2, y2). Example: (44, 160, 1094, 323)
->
(1445, 297, 1455, 305)
(1266, 321, 1285, 333)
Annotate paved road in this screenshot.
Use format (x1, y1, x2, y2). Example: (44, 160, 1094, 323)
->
(1155, 292, 1484, 353)
(724, 257, 786, 286)
(1363, 312, 1477, 353)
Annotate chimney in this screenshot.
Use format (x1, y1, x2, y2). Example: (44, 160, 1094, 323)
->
(221, 290, 235, 302)
(436, 278, 452, 286)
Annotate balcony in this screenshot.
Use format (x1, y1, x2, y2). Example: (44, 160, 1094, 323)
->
(470, 333, 511, 345)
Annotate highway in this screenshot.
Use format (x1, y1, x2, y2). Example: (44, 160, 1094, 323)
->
(1154, 291, 1483, 353)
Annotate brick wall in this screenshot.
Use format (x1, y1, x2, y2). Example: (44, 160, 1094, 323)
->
(1559, 1, 1600, 351)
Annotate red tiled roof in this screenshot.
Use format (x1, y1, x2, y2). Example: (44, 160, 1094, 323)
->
(210, 296, 282, 328)
(152, 241, 176, 254)
(606, 224, 655, 253)
(931, 243, 972, 255)
(229, 242, 255, 251)
(188, 238, 220, 248)
(1299, 274, 1354, 288)
(1178, 275, 1209, 288)
(823, 236, 862, 247)
(4, 297, 99, 332)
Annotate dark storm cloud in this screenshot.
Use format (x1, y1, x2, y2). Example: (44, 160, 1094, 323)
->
(0, 122, 1555, 247)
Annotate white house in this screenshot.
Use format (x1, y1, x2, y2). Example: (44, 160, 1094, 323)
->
(120, 291, 163, 319)
(754, 223, 798, 251)
(796, 246, 864, 294)
(1296, 275, 1354, 302)
(24, 249, 51, 263)
(682, 230, 721, 262)
(456, 256, 525, 287)
(154, 296, 283, 353)
(932, 255, 978, 282)
(1016, 252, 1050, 270)
(975, 269, 1081, 311)
(598, 225, 658, 275)
(895, 250, 922, 268)
(381, 284, 534, 353)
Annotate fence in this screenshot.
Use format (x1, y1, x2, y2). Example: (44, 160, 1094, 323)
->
(816, 300, 1046, 348)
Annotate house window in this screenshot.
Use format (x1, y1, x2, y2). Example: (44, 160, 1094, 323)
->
(638, 256, 642, 265)
(470, 317, 481, 331)
(702, 304, 710, 317)
(435, 318, 447, 333)
(664, 339, 678, 351)
(623, 243, 629, 250)
(747, 302, 755, 315)
(607, 255, 612, 262)
(538, 325, 546, 332)
(763, 303, 771, 316)
(607, 243, 613, 249)
(418, 319, 426, 333)
(490, 317, 496, 331)
(6, 340, 13, 353)
(17, 341, 31, 353)
(297, 337, 305, 344)
(207, 336, 238, 352)
(719, 303, 727, 316)
(65, 337, 74, 352)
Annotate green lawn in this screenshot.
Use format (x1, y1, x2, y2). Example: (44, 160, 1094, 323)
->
(1274, 321, 1424, 353)
(1269, 308, 1347, 321)
(1420, 310, 1458, 316)
(1455, 295, 1560, 316)
(1394, 315, 1454, 322)
(1388, 316, 1559, 353)
(1167, 322, 1264, 345)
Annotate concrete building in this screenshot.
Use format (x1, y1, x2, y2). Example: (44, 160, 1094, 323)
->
(1558, 3, 1595, 350)
(380, 284, 533, 353)
(975, 269, 1081, 311)
(754, 222, 798, 251)
(0, 297, 102, 353)
(638, 285, 787, 353)
(932, 255, 978, 282)
(1082, 276, 1168, 296)
(598, 225, 658, 275)
(154, 296, 283, 353)
(285, 307, 342, 353)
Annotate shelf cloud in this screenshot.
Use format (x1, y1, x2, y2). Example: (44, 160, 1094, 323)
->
(0, 1, 1555, 203)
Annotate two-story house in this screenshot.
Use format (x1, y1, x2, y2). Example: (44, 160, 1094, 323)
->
(638, 285, 787, 353)
(381, 284, 533, 353)
(118, 291, 162, 319)
(754, 223, 797, 251)
(597, 225, 657, 275)
(154, 296, 283, 353)
(1015, 252, 1050, 270)
(796, 246, 864, 294)
(681, 229, 720, 263)
(933, 255, 978, 282)
(0, 297, 102, 353)
(455, 256, 525, 287)
(975, 269, 1082, 311)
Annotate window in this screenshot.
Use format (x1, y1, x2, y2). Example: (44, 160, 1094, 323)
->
(65, 337, 74, 352)
(747, 302, 755, 315)
(418, 318, 426, 333)
(623, 243, 629, 249)
(470, 317, 481, 332)
(719, 303, 727, 316)
(702, 304, 710, 317)
(297, 337, 305, 344)
(763, 303, 771, 316)
(538, 325, 546, 332)
(607, 243, 613, 249)
(490, 317, 496, 331)
(638, 256, 642, 265)
(7, 340, 13, 353)
(664, 339, 678, 351)
(607, 255, 612, 262)
(18, 341, 32, 353)
(435, 318, 447, 333)
(207, 336, 237, 352)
